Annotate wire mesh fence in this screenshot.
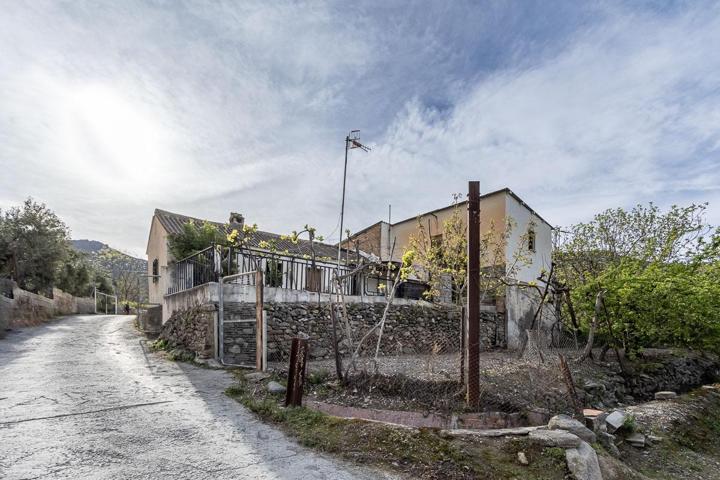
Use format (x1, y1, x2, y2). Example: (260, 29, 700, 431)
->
(264, 290, 600, 419)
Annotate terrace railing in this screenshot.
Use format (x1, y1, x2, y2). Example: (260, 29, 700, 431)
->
(166, 246, 220, 295)
(166, 245, 423, 299)
(234, 250, 357, 295)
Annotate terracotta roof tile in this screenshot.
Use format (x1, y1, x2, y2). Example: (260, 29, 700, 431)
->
(154, 209, 342, 260)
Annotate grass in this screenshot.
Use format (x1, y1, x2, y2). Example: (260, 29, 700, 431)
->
(225, 372, 570, 479)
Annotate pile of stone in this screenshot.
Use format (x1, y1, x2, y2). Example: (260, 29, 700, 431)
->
(522, 395, 676, 480)
(526, 414, 602, 480)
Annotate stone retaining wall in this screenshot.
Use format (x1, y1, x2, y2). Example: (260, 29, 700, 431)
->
(581, 351, 720, 408)
(265, 302, 505, 361)
(158, 304, 215, 358)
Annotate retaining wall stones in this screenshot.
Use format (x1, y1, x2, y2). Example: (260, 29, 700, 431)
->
(265, 302, 505, 361)
(158, 304, 215, 358)
(0, 282, 95, 331)
(581, 351, 720, 408)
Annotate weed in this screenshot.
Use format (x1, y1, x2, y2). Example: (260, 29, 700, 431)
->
(623, 414, 637, 433)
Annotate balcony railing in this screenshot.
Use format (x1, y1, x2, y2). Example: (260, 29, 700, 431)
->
(166, 246, 219, 295)
(166, 245, 424, 299)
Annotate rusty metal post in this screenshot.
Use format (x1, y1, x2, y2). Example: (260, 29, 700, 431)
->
(285, 337, 309, 407)
(329, 303, 343, 381)
(255, 270, 265, 371)
(467, 181, 480, 406)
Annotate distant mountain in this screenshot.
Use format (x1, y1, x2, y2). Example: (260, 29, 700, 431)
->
(71, 239, 148, 302)
(71, 239, 109, 253)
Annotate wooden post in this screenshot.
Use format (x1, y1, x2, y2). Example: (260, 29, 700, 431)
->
(255, 270, 264, 371)
(467, 181, 480, 406)
(285, 337, 309, 407)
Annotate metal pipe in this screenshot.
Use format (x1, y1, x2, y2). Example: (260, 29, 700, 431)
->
(467, 181, 481, 406)
(337, 135, 349, 271)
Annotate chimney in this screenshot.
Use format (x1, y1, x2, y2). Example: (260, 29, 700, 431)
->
(229, 212, 245, 229)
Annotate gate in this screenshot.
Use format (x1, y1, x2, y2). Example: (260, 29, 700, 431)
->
(218, 270, 266, 370)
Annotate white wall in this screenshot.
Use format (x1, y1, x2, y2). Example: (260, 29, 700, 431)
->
(504, 194, 553, 284)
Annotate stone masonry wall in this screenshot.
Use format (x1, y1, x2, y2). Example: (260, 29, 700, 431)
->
(265, 302, 505, 361)
(158, 304, 215, 358)
(222, 303, 258, 366)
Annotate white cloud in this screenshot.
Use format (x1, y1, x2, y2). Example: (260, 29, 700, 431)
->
(0, 1, 718, 256)
(357, 4, 720, 230)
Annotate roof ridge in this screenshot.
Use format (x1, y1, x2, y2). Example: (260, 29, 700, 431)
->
(153, 208, 340, 251)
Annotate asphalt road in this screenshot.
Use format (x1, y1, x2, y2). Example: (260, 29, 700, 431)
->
(0, 315, 391, 479)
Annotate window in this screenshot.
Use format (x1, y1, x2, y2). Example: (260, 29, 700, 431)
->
(152, 259, 159, 284)
(527, 229, 536, 252)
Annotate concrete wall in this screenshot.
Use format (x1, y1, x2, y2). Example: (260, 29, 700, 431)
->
(0, 282, 96, 332)
(504, 194, 553, 284)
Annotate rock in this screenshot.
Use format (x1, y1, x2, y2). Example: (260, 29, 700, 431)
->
(647, 435, 664, 444)
(267, 381, 286, 394)
(245, 372, 271, 382)
(598, 431, 620, 457)
(517, 452, 529, 466)
(626, 432, 646, 448)
(654, 391, 677, 400)
(548, 414, 597, 444)
(206, 359, 222, 369)
(565, 441, 602, 480)
(605, 410, 627, 433)
(528, 429, 582, 448)
(586, 412, 608, 433)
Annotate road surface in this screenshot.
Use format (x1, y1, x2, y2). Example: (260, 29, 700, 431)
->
(0, 315, 391, 479)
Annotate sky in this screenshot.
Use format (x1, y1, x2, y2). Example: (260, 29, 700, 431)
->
(1, 1, 719, 257)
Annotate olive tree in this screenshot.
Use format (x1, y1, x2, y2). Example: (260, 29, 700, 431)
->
(0, 198, 70, 292)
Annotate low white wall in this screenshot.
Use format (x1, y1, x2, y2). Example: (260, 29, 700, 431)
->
(162, 283, 440, 324)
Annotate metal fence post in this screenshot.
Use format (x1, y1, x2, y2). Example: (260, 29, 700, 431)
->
(467, 181, 481, 406)
(255, 270, 264, 371)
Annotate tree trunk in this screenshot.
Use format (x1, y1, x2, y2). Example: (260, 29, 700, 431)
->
(575, 290, 604, 363)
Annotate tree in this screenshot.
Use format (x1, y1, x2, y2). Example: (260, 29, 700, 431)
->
(0, 198, 70, 292)
(554, 203, 719, 356)
(168, 220, 227, 261)
(55, 249, 93, 296)
(407, 195, 530, 306)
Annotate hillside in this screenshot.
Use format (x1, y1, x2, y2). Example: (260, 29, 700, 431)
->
(71, 239, 148, 302)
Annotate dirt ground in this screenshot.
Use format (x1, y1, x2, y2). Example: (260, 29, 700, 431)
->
(271, 349, 618, 415)
(619, 385, 720, 480)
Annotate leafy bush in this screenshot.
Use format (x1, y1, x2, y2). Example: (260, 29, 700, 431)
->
(556, 203, 720, 354)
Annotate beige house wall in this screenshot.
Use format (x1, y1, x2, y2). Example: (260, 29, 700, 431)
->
(146, 216, 169, 305)
(388, 191, 507, 265)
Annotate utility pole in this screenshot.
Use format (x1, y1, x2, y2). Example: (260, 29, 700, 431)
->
(467, 181, 481, 406)
(332, 130, 370, 381)
(336, 130, 370, 270)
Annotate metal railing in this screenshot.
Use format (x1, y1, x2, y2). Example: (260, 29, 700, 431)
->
(167, 246, 219, 295)
(166, 244, 428, 299)
(235, 250, 356, 295)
